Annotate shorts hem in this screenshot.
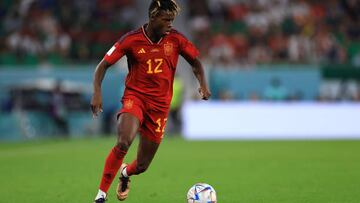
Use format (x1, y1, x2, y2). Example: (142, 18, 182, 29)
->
(116, 110, 143, 125)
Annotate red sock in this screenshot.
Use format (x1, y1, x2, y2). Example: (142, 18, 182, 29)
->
(126, 159, 138, 176)
(99, 146, 127, 192)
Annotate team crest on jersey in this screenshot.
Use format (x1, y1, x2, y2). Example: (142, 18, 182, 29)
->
(164, 42, 173, 56)
(124, 99, 134, 109)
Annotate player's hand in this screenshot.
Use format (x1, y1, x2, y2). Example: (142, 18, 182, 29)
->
(198, 87, 211, 100)
(90, 92, 103, 118)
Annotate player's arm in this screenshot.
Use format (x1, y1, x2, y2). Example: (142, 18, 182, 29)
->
(91, 59, 112, 117)
(185, 57, 211, 100)
(91, 38, 126, 117)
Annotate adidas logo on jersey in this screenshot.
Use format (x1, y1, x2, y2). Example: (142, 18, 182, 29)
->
(138, 48, 146, 54)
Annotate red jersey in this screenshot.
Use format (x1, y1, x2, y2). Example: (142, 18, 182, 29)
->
(104, 25, 199, 108)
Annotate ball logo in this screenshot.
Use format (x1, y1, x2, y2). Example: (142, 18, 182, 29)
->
(124, 99, 134, 109)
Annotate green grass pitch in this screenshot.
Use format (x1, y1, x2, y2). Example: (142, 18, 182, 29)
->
(0, 136, 360, 203)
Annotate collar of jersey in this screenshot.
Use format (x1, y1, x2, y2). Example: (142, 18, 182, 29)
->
(142, 24, 164, 45)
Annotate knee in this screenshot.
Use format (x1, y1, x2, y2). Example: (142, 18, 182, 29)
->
(116, 133, 131, 151)
(116, 129, 132, 151)
(115, 141, 130, 151)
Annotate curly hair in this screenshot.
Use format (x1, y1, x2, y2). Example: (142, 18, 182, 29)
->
(148, 0, 180, 18)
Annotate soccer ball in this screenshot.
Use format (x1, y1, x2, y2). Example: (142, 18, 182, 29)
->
(186, 183, 217, 203)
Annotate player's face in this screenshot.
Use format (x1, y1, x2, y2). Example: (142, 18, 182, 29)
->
(151, 10, 175, 36)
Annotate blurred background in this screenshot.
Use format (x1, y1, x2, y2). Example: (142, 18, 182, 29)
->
(1, 0, 360, 141)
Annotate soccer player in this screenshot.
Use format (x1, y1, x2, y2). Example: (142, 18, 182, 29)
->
(91, 0, 211, 202)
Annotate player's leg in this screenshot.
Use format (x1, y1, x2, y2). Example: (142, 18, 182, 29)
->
(117, 110, 166, 201)
(125, 134, 160, 176)
(116, 134, 160, 201)
(123, 110, 167, 177)
(95, 113, 139, 202)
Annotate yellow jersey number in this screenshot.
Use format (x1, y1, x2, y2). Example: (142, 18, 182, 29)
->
(155, 117, 168, 138)
(146, 58, 163, 74)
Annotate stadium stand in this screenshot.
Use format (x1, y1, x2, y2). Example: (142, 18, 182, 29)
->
(0, 0, 136, 65)
(1, 0, 359, 66)
(186, 0, 360, 66)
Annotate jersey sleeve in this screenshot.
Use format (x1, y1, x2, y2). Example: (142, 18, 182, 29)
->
(178, 35, 200, 61)
(103, 38, 128, 65)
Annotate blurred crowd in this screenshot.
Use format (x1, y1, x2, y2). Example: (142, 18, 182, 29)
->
(0, 0, 136, 65)
(1, 0, 359, 67)
(187, 0, 360, 67)
(0, 0, 359, 67)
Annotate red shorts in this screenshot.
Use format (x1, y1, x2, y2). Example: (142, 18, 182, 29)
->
(117, 94, 169, 144)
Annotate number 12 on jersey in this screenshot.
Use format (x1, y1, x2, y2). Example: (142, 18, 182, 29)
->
(155, 117, 167, 133)
(146, 58, 163, 74)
